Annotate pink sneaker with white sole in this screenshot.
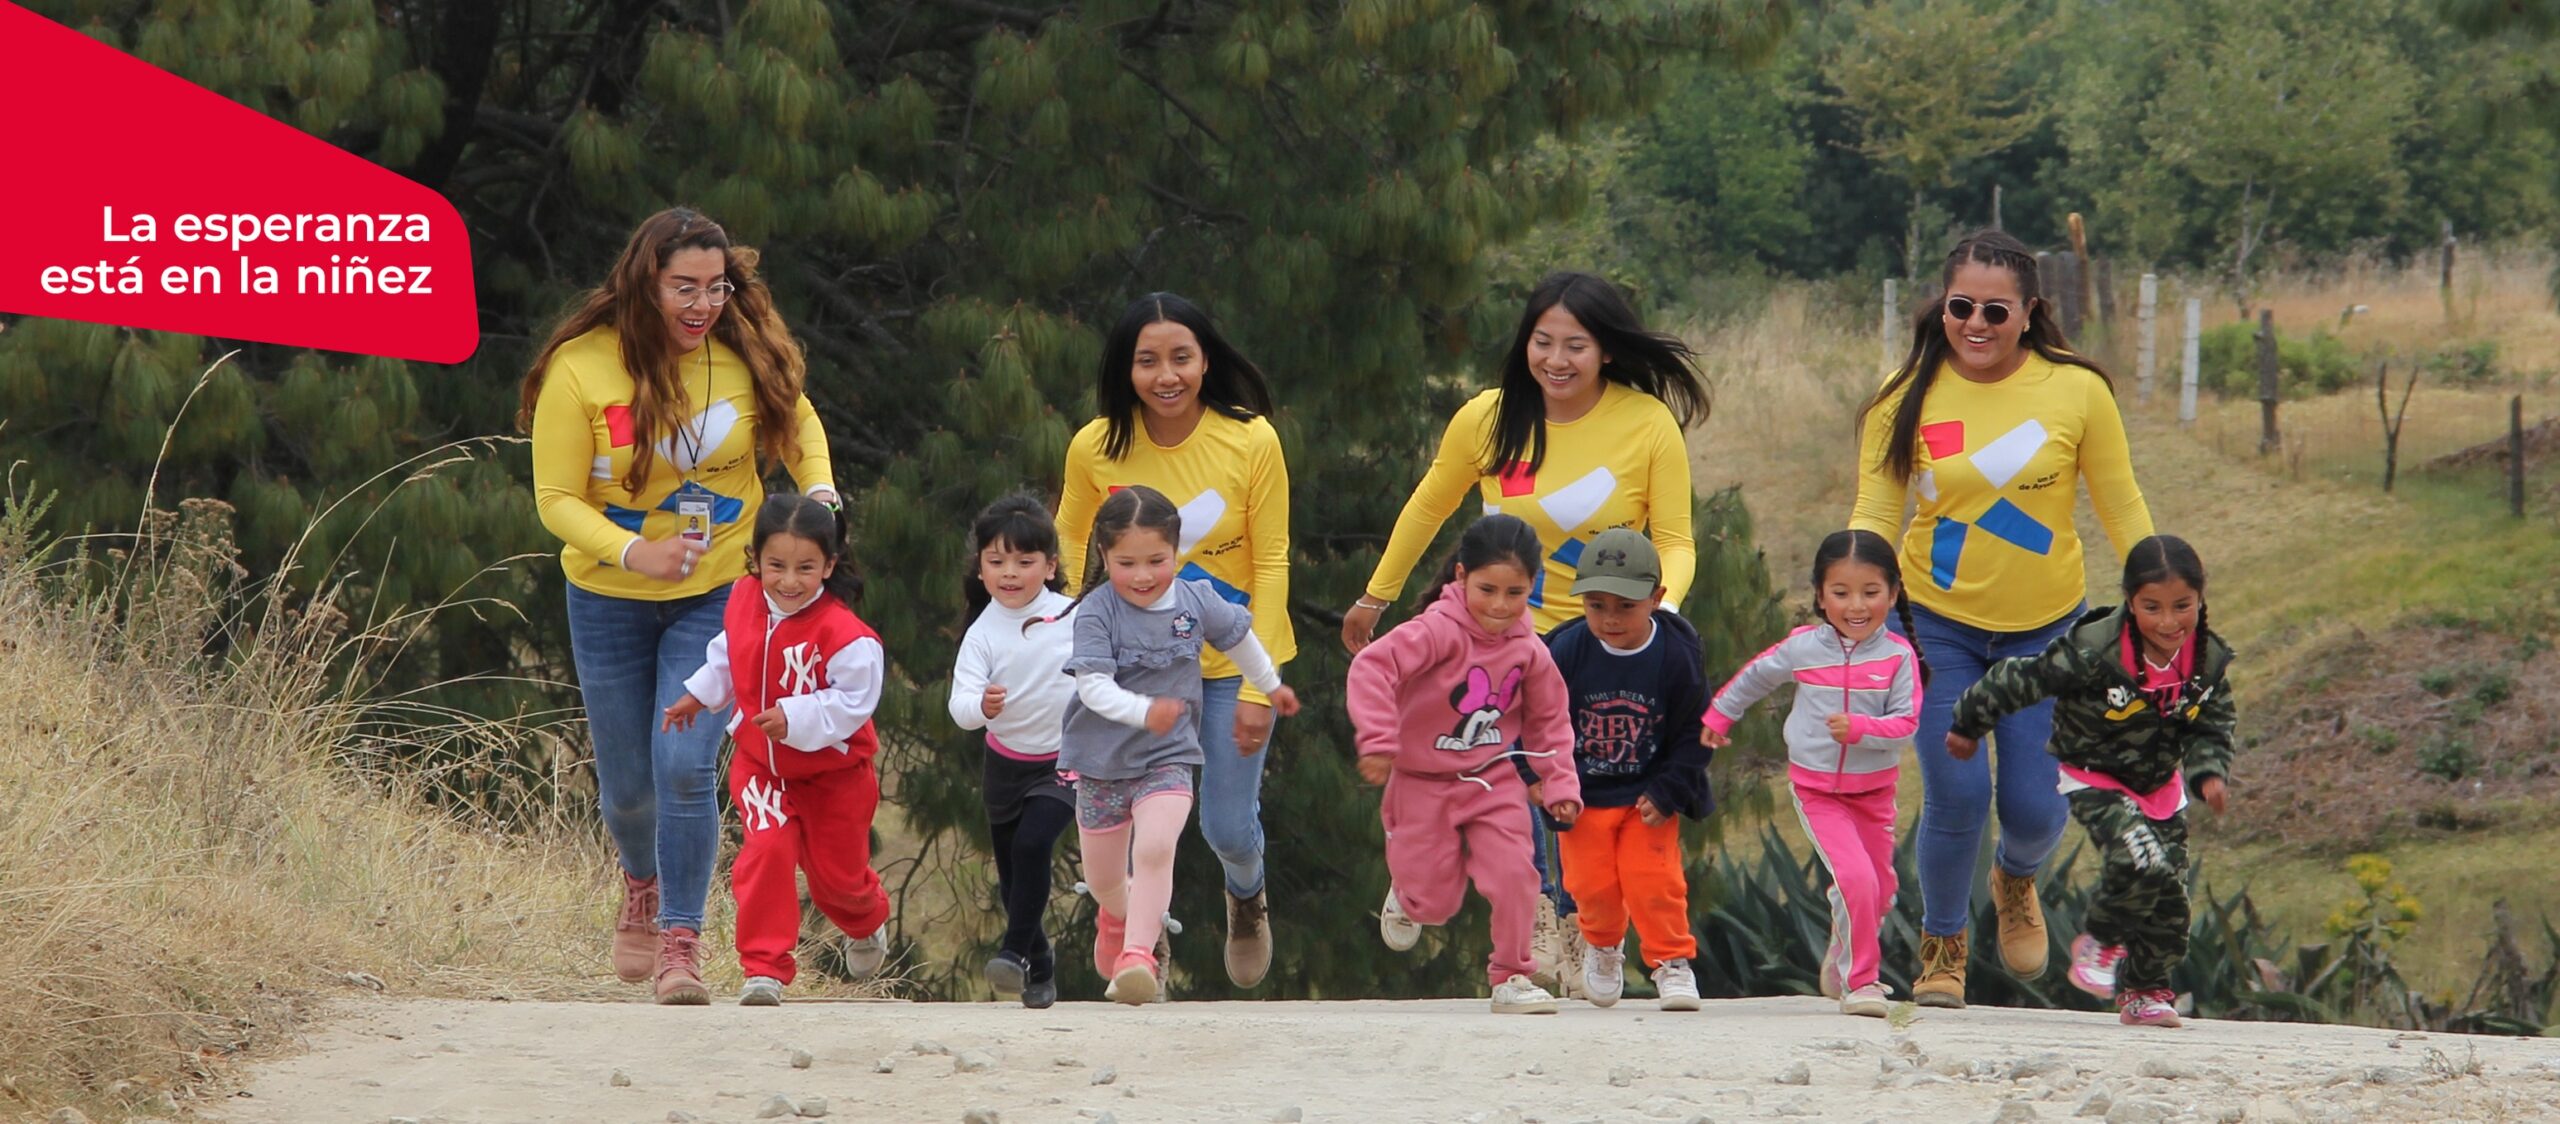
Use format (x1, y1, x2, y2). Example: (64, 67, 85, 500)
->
(2068, 933, 2125, 999)
(2117, 987, 2181, 1027)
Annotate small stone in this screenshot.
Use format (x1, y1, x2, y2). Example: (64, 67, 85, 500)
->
(1610, 1065, 1641, 1087)
(954, 1050, 997, 1074)
(790, 1049, 813, 1069)
(2363, 1066, 2422, 1086)
(1091, 1065, 1118, 1086)
(1776, 1061, 1811, 1086)
(1881, 1055, 1915, 1075)
(874, 1058, 897, 1073)
(2209, 1105, 2245, 1123)
(1678, 1117, 1718, 1124)
(1526, 1062, 1545, 1076)
(386, 1118, 419, 1124)
(1268, 1108, 1302, 1122)
(2135, 1058, 2199, 1081)
(2010, 1053, 2070, 1080)
(1054, 1056, 1082, 1067)
(1091, 1115, 1117, 1124)
(911, 1039, 950, 1056)
(2103, 1099, 2173, 1124)
(1772, 1098, 1818, 1118)
(1123, 1087, 1138, 1099)
(962, 1109, 1001, 1124)
(1992, 1101, 2041, 1123)
(2246, 1096, 2306, 1124)
(796, 1096, 830, 1118)
(436, 1043, 462, 1054)
(611, 1069, 633, 1087)
(758, 1094, 796, 1118)
(1932, 1055, 1985, 1078)
(2075, 1086, 2114, 1117)
(668, 1113, 701, 1124)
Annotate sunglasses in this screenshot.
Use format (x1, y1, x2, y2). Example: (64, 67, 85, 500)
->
(1943, 296, 2017, 326)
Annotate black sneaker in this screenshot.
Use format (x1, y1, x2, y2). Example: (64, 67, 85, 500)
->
(985, 950, 1029, 1000)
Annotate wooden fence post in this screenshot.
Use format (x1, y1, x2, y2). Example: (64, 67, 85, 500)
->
(1882, 277, 1899, 373)
(2137, 273, 2158, 401)
(2513, 395, 2528, 518)
(2377, 361, 2415, 493)
(2443, 221, 2459, 325)
(2179, 298, 2201, 424)
(2256, 309, 2281, 455)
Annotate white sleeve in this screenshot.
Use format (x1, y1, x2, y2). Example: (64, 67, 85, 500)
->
(1220, 631, 1284, 698)
(681, 631, 735, 712)
(776, 636, 884, 752)
(947, 625, 994, 731)
(1074, 671, 1157, 729)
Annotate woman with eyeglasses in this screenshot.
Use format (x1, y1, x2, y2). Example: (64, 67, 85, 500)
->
(520, 207, 841, 1004)
(1848, 228, 2153, 1011)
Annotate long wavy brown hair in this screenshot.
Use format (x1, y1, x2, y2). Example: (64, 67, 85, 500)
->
(518, 207, 807, 493)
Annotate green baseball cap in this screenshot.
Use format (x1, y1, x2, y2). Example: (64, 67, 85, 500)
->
(1570, 528, 1663, 601)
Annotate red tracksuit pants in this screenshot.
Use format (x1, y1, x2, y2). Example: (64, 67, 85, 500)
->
(729, 750, 889, 984)
(1381, 769, 1543, 987)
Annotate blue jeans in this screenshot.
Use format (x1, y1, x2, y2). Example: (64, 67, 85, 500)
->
(1896, 600, 2080, 937)
(565, 584, 731, 932)
(1193, 676, 1268, 898)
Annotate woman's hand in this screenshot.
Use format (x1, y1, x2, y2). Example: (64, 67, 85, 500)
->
(1944, 731, 1980, 761)
(626, 536, 708, 583)
(661, 694, 706, 732)
(980, 684, 1007, 719)
(1145, 696, 1184, 736)
(1341, 601, 1385, 654)
(1234, 701, 1275, 757)
(1358, 755, 1392, 786)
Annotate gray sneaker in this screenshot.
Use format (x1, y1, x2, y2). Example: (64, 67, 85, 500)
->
(1378, 886, 1422, 951)
(842, 930, 888, 980)
(739, 975, 784, 1006)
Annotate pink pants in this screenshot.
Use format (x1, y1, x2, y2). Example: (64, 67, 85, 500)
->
(1382, 770, 1542, 986)
(1789, 768, 1900, 993)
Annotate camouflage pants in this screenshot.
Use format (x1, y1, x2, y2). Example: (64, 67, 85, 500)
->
(2068, 788, 2190, 993)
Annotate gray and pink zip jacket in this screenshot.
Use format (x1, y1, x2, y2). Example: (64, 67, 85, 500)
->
(1703, 624, 1922, 788)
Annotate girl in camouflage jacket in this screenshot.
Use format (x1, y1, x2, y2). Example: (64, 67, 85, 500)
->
(1946, 535, 2234, 1028)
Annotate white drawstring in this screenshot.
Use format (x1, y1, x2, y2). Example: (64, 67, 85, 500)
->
(1458, 746, 1559, 791)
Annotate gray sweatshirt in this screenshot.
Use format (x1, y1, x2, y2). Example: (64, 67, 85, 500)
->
(1703, 624, 1922, 781)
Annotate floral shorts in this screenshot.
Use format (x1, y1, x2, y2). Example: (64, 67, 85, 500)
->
(1075, 763, 1196, 832)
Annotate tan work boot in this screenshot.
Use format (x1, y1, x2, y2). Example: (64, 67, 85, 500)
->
(612, 874, 660, 984)
(1224, 888, 1272, 988)
(1913, 930, 1968, 1009)
(1991, 867, 2051, 979)
(653, 927, 710, 1005)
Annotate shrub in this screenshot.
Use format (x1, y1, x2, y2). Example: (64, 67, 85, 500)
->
(2197, 322, 2362, 398)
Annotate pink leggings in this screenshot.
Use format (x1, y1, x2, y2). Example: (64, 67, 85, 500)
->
(1078, 791, 1194, 976)
(1790, 770, 1900, 993)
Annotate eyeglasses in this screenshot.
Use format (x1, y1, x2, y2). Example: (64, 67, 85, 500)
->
(1943, 296, 2015, 326)
(664, 282, 736, 308)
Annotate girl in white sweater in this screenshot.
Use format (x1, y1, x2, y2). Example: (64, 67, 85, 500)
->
(948, 494, 1079, 1008)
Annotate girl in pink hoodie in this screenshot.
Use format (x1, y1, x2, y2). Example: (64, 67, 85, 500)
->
(1347, 514, 1584, 1014)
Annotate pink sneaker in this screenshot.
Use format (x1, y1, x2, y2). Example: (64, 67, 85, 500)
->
(2117, 987, 2181, 1028)
(2068, 934, 2125, 999)
(1104, 948, 1160, 1006)
(1093, 908, 1127, 982)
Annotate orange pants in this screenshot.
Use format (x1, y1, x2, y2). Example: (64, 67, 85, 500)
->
(1556, 804, 1697, 966)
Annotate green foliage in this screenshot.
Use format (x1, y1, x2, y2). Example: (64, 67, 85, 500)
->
(2419, 737, 2477, 781)
(2195, 323, 2361, 398)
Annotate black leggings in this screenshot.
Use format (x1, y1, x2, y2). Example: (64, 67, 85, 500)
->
(990, 795, 1074, 974)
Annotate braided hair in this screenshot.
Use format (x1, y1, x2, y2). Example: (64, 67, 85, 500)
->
(1810, 528, 1929, 688)
(748, 492, 862, 608)
(2122, 534, 2211, 654)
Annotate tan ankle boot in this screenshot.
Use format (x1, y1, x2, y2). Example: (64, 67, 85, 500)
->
(653, 927, 710, 1005)
(612, 874, 659, 983)
(1991, 867, 2050, 979)
(1913, 930, 1968, 1009)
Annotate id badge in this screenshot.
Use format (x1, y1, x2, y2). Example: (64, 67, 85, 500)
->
(677, 495, 713, 546)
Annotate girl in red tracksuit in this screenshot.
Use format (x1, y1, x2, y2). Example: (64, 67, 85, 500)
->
(665, 493, 890, 1006)
(1346, 514, 1584, 1014)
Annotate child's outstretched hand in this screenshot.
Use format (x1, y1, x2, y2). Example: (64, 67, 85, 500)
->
(980, 684, 1007, 719)
(1635, 795, 1668, 827)
(1357, 754, 1392, 786)
(752, 706, 790, 741)
(2199, 775, 2229, 815)
(1545, 798, 1583, 827)
(1267, 685, 1301, 717)
(1699, 723, 1731, 749)
(1144, 696, 1184, 736)
(1944, 731, 1980, 760)
(661, 694, 707, 732)
(1826, 713, 1855, 745)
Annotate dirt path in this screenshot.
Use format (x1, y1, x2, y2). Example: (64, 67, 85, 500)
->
(208, 995, 2560, 1123)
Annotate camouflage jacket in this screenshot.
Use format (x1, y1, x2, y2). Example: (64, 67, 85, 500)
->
(1950, 604, 2237, 797)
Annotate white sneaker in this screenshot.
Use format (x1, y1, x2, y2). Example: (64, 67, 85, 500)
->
(1652, 958, 1701, 1011)
(1378, 886, 1422, 951)
(1582, 943, 1626, 1008)
(1490, 974, 1559, 1014)
(1841, 982, 1891, 1018)
(739, 975, 784, 1006)
(842, 930, 888, 980)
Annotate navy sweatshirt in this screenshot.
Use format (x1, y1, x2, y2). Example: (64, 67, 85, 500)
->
(1545, 610, 1714, 819)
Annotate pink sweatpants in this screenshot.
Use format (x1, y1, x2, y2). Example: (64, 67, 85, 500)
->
(1382, 770, 1542, 987)
(1789, 768, 1900, 993)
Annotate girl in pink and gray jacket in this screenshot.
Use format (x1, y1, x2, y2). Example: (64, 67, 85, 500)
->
(1703, 529, 1925, 1018)
(1347, 515, 1584, 1014)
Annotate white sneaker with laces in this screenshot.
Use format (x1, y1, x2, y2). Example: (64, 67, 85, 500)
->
(1378, 886, 1422, 951)
(738, 975, 784, 1006)
(1652, 958, 1701, 1011)
(1490, 974, 1560, 1014)
(1582, 943, 1626, 1008)
(1841, 982, 1891, 1018)
(842, 930, 888, 980)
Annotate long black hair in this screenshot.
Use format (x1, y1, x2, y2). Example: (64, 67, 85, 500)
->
(2122, 533, 2211, 653)
(1095, 292, 1276, 461)
(1064, 484, 1183, 617)
(1864, 230, 2117, 481)
(748, 492, 862, 608)
(1486, 272, 1711, 475)
(1810, 528, 1927, 688)
(962, 492, 1065, 625)
(1416, 513, 1546, 611)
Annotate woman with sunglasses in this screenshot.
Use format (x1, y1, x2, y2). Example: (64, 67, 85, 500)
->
(1848, 229, 2152, 1011)
(521, 207, 843, 1004)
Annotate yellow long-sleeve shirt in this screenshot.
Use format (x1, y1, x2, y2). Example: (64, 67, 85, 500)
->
(531, 325, 834, 601)
(1364, 382, 1696, 635)
(1057, 411, 1297, 702)
(1849, 354, 2153, 633)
